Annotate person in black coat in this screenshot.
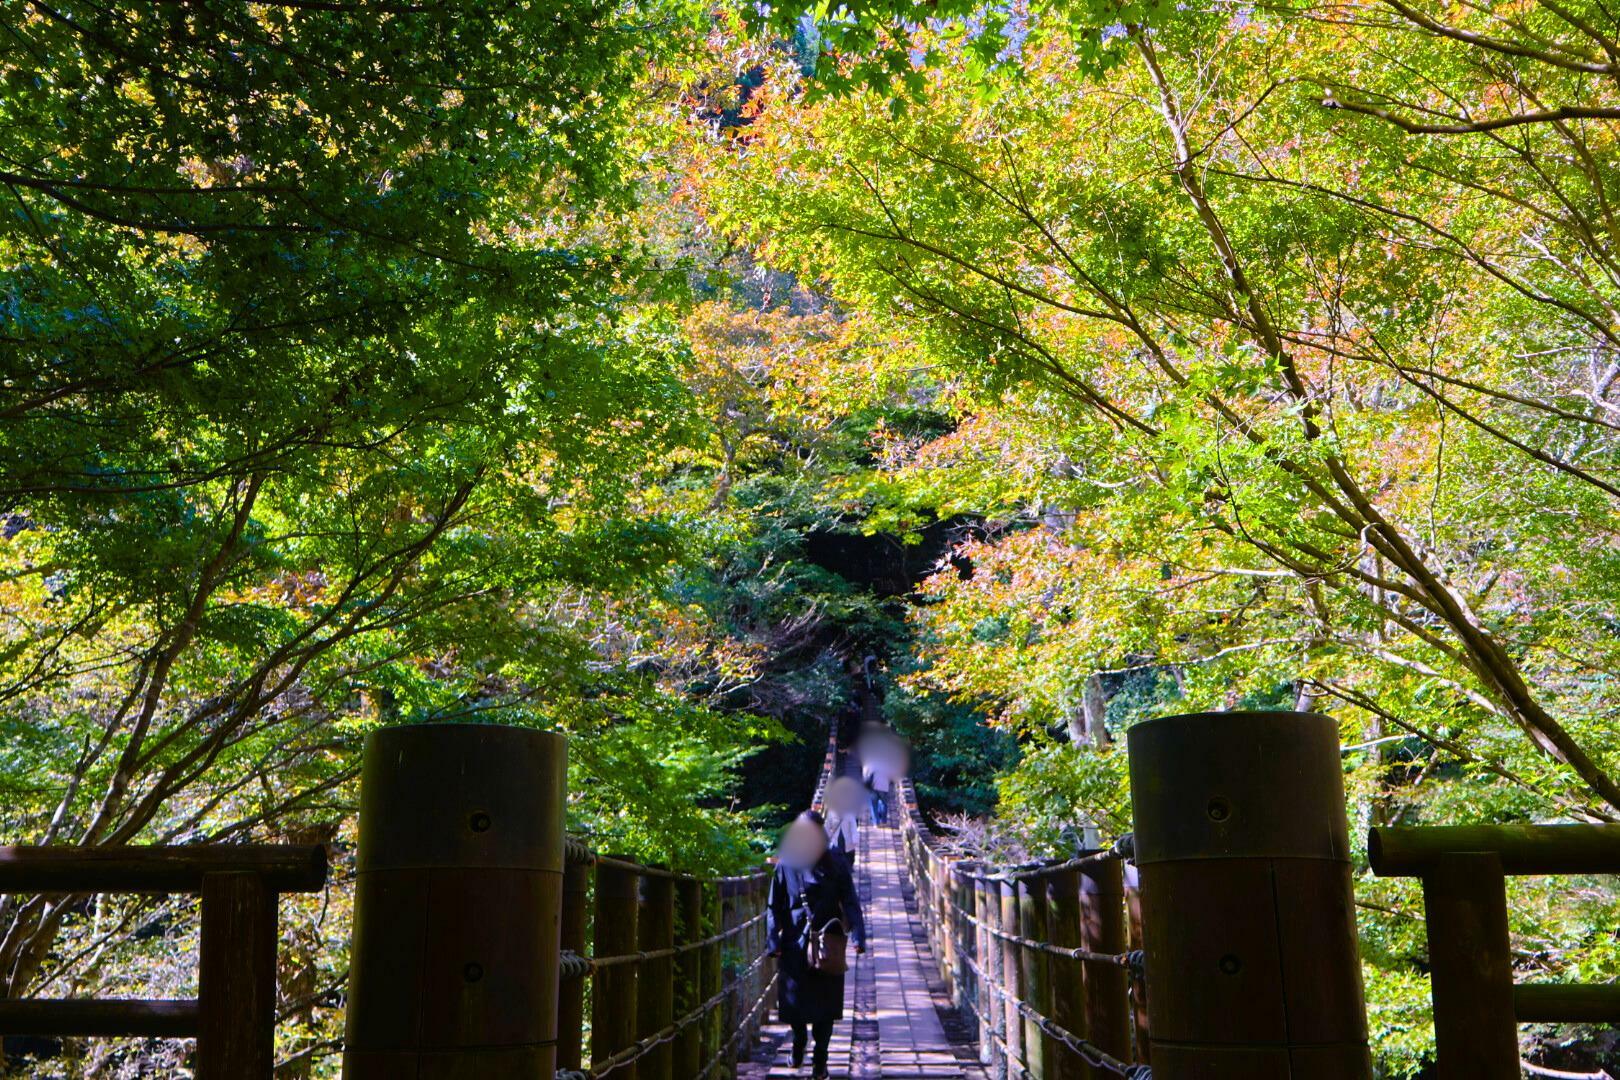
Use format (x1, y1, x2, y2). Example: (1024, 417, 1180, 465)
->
(767, 810, 866, 1077)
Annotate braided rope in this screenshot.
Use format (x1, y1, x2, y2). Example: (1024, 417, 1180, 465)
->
(693, 969, 781, 1080)
(936, 895, 1143, 972)
(577, 912, 767, 973)
(565, 949, 774, 1080)
(959, 951, 1149, 1078)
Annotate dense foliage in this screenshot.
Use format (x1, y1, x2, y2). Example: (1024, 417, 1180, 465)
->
(702, 0, 1620, 1071)
(3, 0, 1619, 1074)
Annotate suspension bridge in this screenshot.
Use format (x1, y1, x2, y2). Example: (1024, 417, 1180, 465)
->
(0, 713, 1616, 1079)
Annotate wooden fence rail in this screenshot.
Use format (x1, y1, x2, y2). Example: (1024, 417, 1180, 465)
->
(1370, 823, 1620, 1080)
(0, 844, 328, 1078)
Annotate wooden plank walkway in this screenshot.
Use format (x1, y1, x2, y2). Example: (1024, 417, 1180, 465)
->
(743, 818, 988, 1079)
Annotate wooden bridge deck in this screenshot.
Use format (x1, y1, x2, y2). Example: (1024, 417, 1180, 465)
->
(744, 819, 988, 1080)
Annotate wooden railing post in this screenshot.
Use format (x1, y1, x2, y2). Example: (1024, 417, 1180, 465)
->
(1127, 710, 1370, 1078)
(639, 870, 675, 1080)
(953, 866, 973, 1013)
(1017, 876, 1052, 1079)
(594, 857, 642, 1079)
(1122, 864, 1150, 1068)
(1043, 869, 1086, 1080)
(1423, 852, 1518, 1079)
(757, 879, 771, 1043)
(721, 884, 739, 1076)
(197, 872, 276, 1078)
(937, 852, 958, 988)
(558, 861, 589, 1071)
(758, 875, 773, 1042)
(975, 872, 1005, 1078)
(674, 878, 705, 1077)
(742, 880, 762, 1050)
(1077, 860, 1130, 1079)
(701, 886, 723, 1067)
(998, 878, 1025, 1076)
(343, 724, 567, 1079)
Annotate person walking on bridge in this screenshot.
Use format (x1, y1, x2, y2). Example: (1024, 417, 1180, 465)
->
(768, 810, 866, 1078)
(861, 757, 895, 826)
(823, 776, 866, 869)
(856, 724, 908, 828)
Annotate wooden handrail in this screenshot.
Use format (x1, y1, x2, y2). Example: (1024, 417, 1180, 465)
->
(1514, 984, 1620, 1024)
(0, 844, 328, 893)
(1370, 824, 1620, 876)
(1371, 823, 1620, 1078)
(0, 845, 327, 1079)
(0, 999, 199, 1038)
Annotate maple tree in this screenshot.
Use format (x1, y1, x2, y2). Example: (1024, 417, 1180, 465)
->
(699, 0, 1620, 1069)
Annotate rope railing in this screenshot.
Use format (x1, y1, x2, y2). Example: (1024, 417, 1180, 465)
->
(572, 911, 768, 973)
(556, 834, 778, 1079)
(955, 840, 1131, 882)
(694, 969, 782, 1080)
(943, 898, 1144, 970)
(897, 775, 1154, 1078)
(809, 731, 840, 813)
(959, 950, 1150, 1079)
(560, 951, 776, 1080)
(553, 731, 843, 1080)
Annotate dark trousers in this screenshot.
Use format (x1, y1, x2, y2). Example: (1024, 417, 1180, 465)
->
(791, 1019, 833, 1074)
(871, 791, 888, 824)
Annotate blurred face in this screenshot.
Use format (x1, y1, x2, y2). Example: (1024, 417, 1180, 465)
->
(779, 818, 829, 869)
(856, 727, 910, 778)
(826, 776, 867, 814)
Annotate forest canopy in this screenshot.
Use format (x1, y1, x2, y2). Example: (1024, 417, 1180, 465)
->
(2, 0, 1619, 1074)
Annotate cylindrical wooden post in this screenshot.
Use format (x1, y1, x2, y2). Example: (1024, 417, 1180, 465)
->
(952, 867, 973, 1013)
(1044, 869, 1086, 1080)
(198, 872, 276, 1079)
(558, 862, 589, 1071)
(741, 882, 760, 1048)
(638, 871, 676, 1080)
(701, 887, 723, 1070)
(938, 853, 958, 987)
(1128, 711, 1370, 1078)
(721, 886, 740, 1075)
(975, 873, 1005, 1078)
(1078, 860, 1129, 1079)
(594, 857, 641, 1078)
(999, 878, 1024, 1076)
(674, 878, 705, 1077)
(1423, 852, 1518, 1079)
(1017, 876, 1052, 1079)
(755, 879, 769, 1041)
(1123, 864, 1150, 1067)
(344, 724, 566, 1078)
